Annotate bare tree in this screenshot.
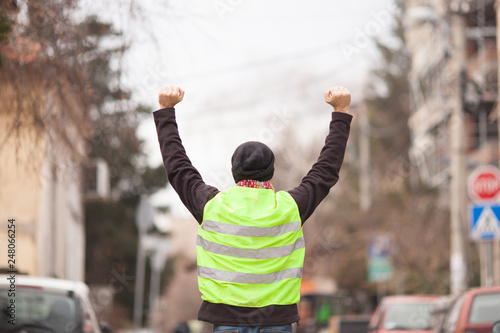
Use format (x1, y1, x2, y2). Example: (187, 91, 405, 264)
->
(0, 0, 127, 161)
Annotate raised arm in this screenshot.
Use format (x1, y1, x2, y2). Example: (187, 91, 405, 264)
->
(288, 86, 353, 224)
(154, 86, 219, 224)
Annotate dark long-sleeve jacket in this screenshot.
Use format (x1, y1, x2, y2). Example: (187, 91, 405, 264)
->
(154, 108, 352, 326)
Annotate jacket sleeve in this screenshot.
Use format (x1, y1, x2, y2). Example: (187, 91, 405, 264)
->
(153, 108, 219, 224)
(288, 111, 352, 224)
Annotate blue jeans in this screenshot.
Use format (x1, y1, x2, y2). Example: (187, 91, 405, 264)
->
(213, 325, 293, 333)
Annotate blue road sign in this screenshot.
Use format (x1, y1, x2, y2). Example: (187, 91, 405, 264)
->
(368, 235, 394, 282)
(470, 204, 500, 241)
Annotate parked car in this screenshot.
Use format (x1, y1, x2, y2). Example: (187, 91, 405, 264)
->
(493, 320, 500, 333)
(431, 295, 458, 333)
(0, 275, 107, 333)
(368, 295, 439, 333)
(441, 286, 500, 333)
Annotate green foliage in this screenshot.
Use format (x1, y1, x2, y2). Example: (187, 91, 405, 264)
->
(364, 1, 411, 165)
(0, 9, 12, 67)
(77, 15, 127, 107)
(323, 0, 451, 299)
(85, 199, 139, 325)
(0, 9, 10, 39)
(140, 165, 169, 195)
(0, 1, 125, 149)
(86, 109, 167, 198)
(85, 200, 139, 284)
(77, 11, 168, 327)
(356, 0, 450, 296)
(80, 15, 167, 198)
(1, 1, 168, 326)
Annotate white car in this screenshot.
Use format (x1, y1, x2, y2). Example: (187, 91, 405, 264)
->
(0, 275, 107, 333)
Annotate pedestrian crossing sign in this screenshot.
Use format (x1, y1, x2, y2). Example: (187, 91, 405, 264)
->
(470, 204, 500, 241)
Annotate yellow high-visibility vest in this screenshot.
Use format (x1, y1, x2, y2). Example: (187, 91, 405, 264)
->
(197, 185, 305, 308)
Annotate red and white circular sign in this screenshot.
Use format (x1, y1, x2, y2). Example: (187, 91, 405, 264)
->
(468, 166, 500, 202)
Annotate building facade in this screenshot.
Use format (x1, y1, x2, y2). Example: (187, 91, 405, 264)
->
(404, 0, 500, 288)
(0, 108, 86, 281)
(0, 0, 87, 280)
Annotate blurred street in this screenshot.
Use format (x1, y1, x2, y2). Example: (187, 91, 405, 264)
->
(0, 0, 499, 332)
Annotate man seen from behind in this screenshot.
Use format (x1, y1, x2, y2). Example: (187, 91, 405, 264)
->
(153, 85, 352, 333)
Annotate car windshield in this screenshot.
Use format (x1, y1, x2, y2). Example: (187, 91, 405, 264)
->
(384, 303, 433, 330)
(0, 286, 79, 332)
(469, 292, 500, 324)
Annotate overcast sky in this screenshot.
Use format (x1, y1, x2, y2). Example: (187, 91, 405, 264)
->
(82, 0, 396, 223)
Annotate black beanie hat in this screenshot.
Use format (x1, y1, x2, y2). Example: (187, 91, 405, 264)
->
(231, 141, 275, 183)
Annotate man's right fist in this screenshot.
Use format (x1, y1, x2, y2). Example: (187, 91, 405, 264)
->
(159, 86, 185, 109)
(324, 86, 351, 113)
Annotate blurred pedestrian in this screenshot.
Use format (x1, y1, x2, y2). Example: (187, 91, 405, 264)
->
(153, 86, 352, 333)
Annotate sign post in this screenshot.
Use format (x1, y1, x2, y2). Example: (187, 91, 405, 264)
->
(469, 204, 500, 286)
(468, 165, 500, 287)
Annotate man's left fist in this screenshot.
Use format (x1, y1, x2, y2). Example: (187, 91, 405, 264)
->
(159, 86, 185, 108)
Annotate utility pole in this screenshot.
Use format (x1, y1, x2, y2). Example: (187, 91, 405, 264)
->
(449, 10, 468, 295)
(133, 195, 154, 328)
(359, 104, 372, 212)
(148, 236, 171, 316)
(133, 238, 147, 328)
(495, 0, 500, 288)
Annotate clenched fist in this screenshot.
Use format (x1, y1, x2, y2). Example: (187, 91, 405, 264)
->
(159, 86, 185, 109)
(324, 86, 351, 113)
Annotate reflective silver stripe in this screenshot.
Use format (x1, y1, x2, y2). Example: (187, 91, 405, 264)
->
(197, 235, 305, 259)
(201, 220, 300, 237)
(198, 266, 303, 284)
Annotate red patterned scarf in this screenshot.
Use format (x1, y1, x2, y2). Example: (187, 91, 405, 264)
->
(237, 180, 274, 190)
